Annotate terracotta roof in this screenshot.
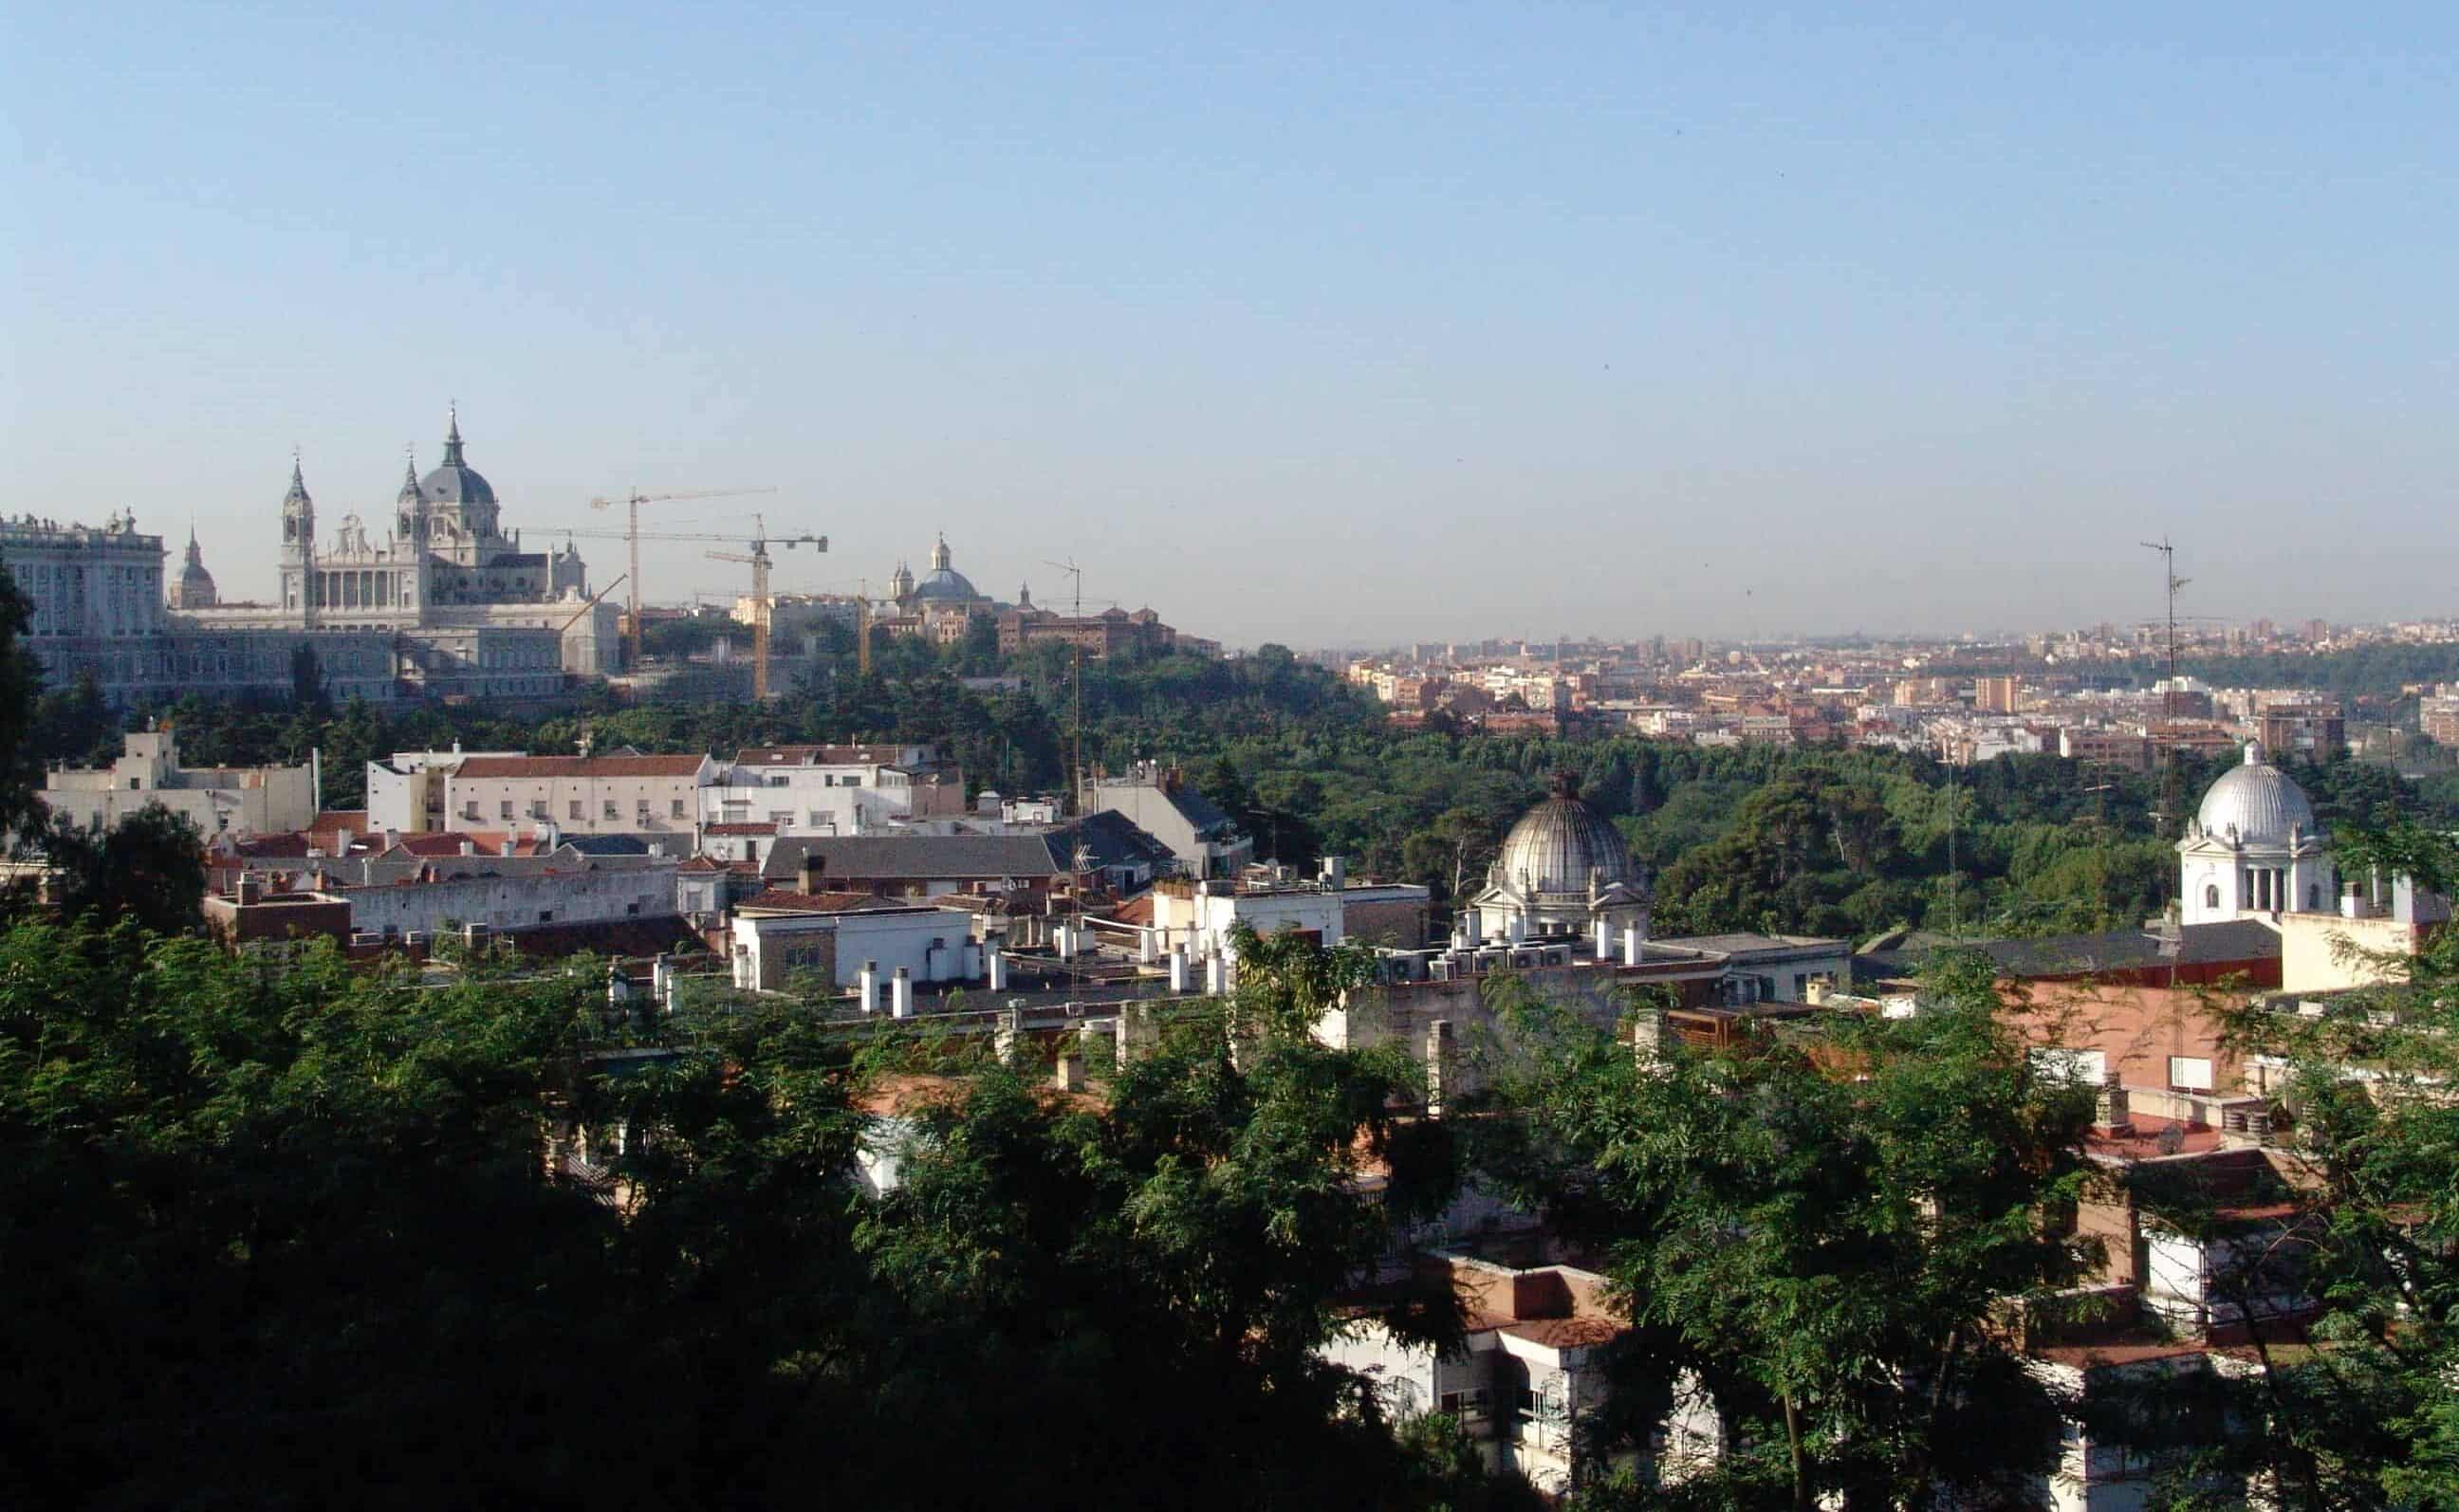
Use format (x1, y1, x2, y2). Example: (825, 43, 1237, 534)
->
(308, 809, 369, 834)
(677, 857, 725, 874)
(452, 754, 708, 779)
(736, 889, 899, 914)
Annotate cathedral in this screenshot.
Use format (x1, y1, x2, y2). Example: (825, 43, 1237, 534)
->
(6, 409, 619, 705)
(182, 407, 619, 693)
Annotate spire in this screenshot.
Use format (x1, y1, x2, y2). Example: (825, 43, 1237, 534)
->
(284, 450, 312, 507)
(398, 445, 422, 501)
(442, 402, 465, 467)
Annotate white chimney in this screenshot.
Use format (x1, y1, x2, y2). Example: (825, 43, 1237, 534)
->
(1623, 924, 1642, 967)
(859, 960, 879, 1014)
(890, 967, 914, 1019)
(1205, 952, 1227, 995)
(1138, 929, 1157, 964)
(1595, 917, 1613, 958)
(1169, 946, 1189, 993)
(988, 950, 1008, 990)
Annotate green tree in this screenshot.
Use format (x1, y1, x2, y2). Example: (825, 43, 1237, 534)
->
(1491, 950, 2099, 1509)
(0, 555, 47, 847)
(42, 805, 209, 934)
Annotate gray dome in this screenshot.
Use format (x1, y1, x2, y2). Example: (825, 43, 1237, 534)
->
(419, 407, 496, 507)
(2196, 743, 2317, 846)
(912, 565, 978, 601)
(1496, 772, 1637, 897)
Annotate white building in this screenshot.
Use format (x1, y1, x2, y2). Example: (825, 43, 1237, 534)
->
(44, 727, 319, 838)
(364, 747, 524, 834)
(728, 892, 983, 993)
(2176, 743, 2337, 925)
(444, 752, 716, 840)
(701, 743, 966, 836)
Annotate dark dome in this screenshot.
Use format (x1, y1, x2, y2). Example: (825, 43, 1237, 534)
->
(420, 407, 496, 507)
(1495, 772, 1637, 897)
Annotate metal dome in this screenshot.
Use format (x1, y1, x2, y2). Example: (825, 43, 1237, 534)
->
(1495, 772, 1637, 897)
(2195, 743, 2318, 846)
(911, 566, 979, 601)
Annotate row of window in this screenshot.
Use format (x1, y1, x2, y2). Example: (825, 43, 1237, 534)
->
(470, 797, 693, 822)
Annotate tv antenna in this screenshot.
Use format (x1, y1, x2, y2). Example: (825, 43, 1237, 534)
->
(2139, 537, 2189, 725)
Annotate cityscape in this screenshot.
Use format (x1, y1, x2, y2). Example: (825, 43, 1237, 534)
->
(5, 7, 2456, 1512)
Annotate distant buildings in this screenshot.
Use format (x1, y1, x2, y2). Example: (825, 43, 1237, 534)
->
(0, 409, 620, 706)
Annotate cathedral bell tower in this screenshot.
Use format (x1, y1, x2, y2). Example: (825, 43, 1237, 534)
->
(279, 453, 316, 621)
(394, 451, 427, 614)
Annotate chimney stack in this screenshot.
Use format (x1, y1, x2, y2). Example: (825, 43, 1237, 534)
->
(859, 961, 879, 1014)
(890, 967, 913, 1019)
(799, 853, 825, 896)
(2094, 1074, 2132, 1134)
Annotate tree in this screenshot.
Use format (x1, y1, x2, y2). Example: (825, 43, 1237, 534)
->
(288, 640, 329, 715)
(2130, 822, 2459, 1509)
(1489, 950, 2099, 1509)
(42, 805, 209, 934)
(0, 554, 47, 847)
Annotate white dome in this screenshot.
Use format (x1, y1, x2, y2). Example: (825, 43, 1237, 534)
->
(2196, 743, 2317, 846)
(1494, 772, 1638, 897)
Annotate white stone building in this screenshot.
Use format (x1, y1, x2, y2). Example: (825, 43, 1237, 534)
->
(2176, 743, 2337, 925)
(43, 727, 319, 837)
(701, 744, 966, 836)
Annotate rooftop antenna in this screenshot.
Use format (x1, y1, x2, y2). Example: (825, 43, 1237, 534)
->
(2139, 536, 2188, 725)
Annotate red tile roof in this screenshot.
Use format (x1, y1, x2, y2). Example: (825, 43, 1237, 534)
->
(452, 754, 708, 779)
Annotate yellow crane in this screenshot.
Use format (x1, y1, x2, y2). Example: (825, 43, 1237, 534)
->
(710, 514, 826, 699)
(588, 485, 778, 667)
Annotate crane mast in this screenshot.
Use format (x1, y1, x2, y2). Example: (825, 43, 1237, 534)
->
(709, 514, 825, 699)
(589, 485, 778, 667)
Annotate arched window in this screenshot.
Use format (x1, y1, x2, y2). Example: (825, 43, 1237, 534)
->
(2204, 884, 2220, 910)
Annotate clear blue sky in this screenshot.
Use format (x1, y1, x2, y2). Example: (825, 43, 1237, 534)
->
(6, 3, 2453, 647)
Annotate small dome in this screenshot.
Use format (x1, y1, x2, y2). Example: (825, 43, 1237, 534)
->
(1495, 772, 1637, 897)
(2196, 743, 2318, 846)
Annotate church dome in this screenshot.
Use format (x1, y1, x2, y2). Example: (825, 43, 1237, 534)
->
(418, 406, 496, 508)
(2195, 743, 2318, 845)
(1495, 772, 1637, 896)
(910, 533, 978, 601)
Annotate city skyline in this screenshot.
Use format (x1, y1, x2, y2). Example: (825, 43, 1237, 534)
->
(8, 3, 2455, 645)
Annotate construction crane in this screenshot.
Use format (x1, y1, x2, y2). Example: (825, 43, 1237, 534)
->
(557, 574, 627, 636)
(710, 514, 826, 699)
(589, 486, 778, 668)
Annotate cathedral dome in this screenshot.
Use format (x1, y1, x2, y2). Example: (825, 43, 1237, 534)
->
(2195, 743, 2318, 846)
(909, 533, 978, 601)
(418, 406, 496, 508)
(1495, 772, 1637, 897)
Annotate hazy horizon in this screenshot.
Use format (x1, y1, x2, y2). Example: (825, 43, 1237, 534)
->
(7, 3, 2453, 648)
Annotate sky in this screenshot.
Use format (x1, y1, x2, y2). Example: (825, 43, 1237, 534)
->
(5, 3, 2454, 649)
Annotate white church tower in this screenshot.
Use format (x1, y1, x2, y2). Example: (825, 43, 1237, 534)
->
(2177, 742, 2336, 925)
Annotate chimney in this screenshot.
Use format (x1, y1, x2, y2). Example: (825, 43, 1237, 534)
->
(1053, 1051, 1087, 1094)
(235, 874, 263, 906)
(859, 961, 879, 1014)
(459, 839, 475, 857)
(1322, 855, 1346, 892)
(1595, 916, 1613, 959)
(1169, 945, 1189, 994)
(988, 950, 1008, 990)
(1623, 923, 1643, 967)
(1205, 951, 1227, 995)
(994, 1004, 1025, 1064)
(890, 967, 913, 1019)
(2094, 1075, 2131, 1134)
(799, 852, 825, 896)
